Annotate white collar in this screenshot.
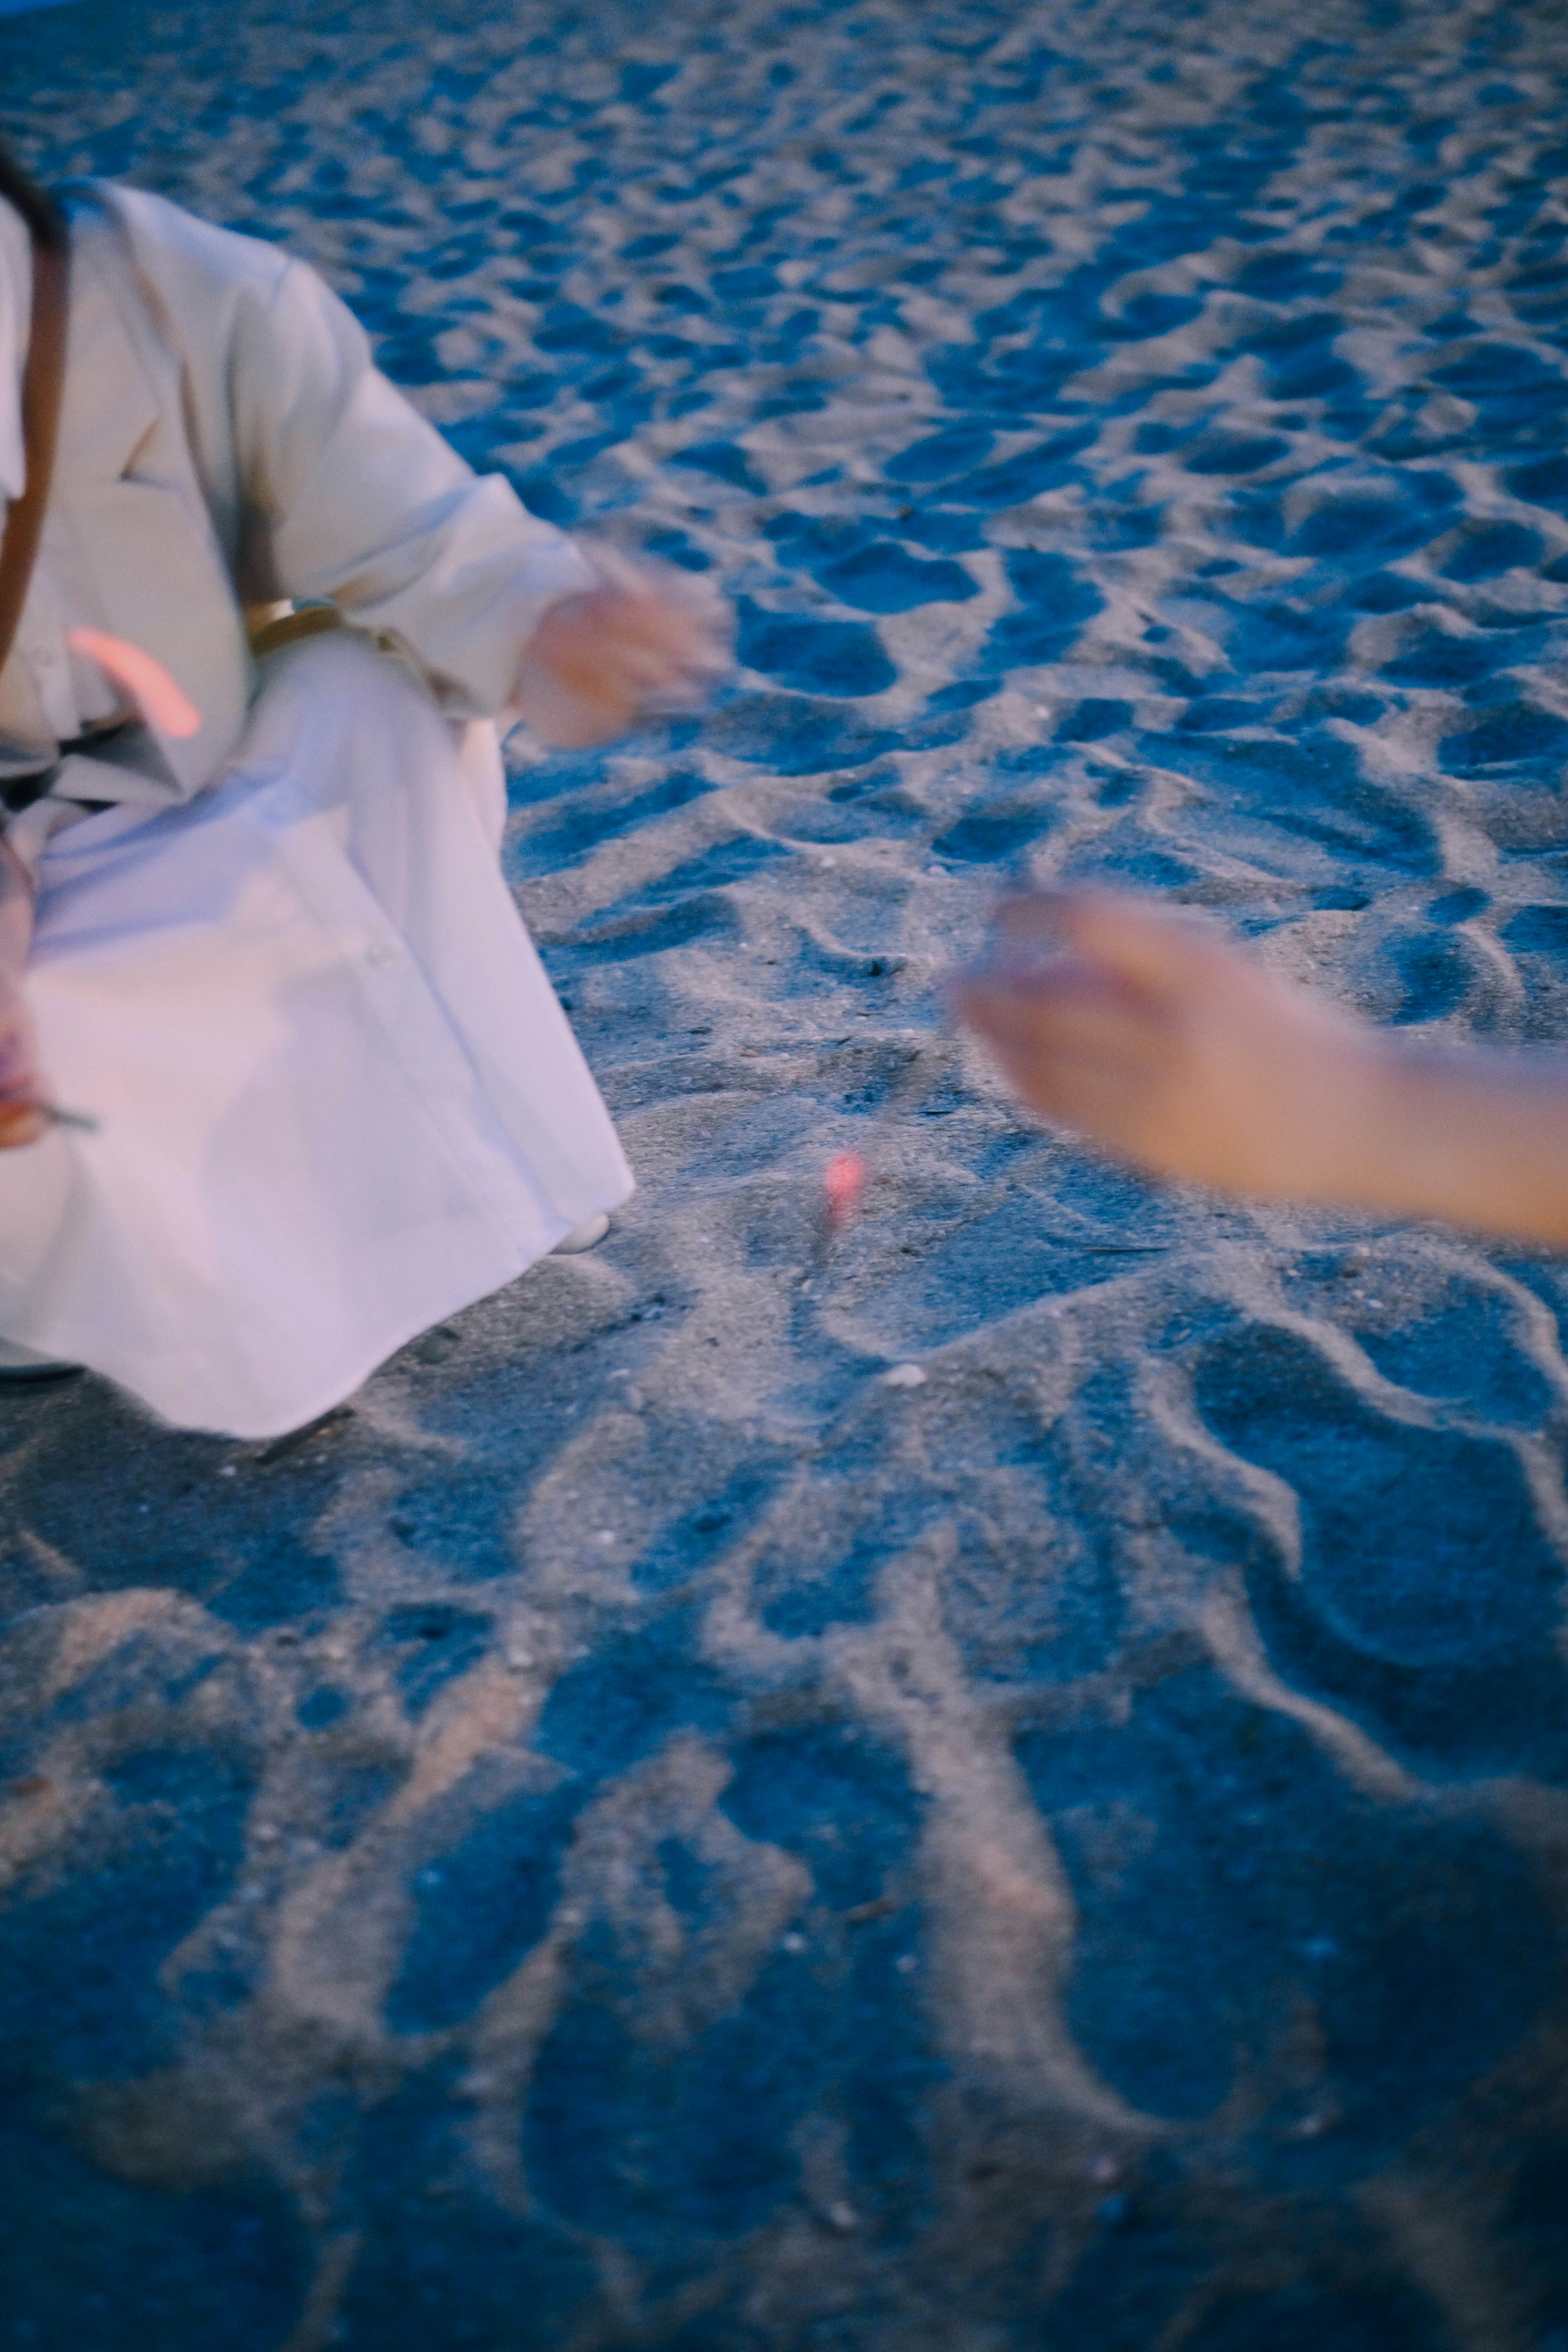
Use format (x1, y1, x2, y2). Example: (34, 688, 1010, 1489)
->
(0, 198, 30, 504)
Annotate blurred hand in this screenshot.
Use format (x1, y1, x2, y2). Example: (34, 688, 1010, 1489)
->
(513, 552, 730, 748)
(953, 890, 1386, 1203)
(0, 841, 42, 1149)
(0, 980, 46, 1150)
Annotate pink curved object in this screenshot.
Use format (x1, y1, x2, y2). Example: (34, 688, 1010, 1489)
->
(823, 1150, 868, 1229)
(66, 628, 202, 739)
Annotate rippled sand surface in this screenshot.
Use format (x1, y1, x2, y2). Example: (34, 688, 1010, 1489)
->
(4, 0, 1568, 2343)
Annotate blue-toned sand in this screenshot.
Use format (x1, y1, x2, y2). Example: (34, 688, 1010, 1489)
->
(2, 0, 1568, 2344)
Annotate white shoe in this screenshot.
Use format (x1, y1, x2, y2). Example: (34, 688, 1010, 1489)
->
(0, 1334, 80, 1381)
(551, 1212, 610, 1256)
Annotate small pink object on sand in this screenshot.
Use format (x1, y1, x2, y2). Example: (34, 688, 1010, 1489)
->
(823, 1151, 868, 1229)
(66, 628, 202, 739)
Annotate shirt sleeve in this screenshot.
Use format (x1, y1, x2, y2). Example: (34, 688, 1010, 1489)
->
(225, 253, 595, 719)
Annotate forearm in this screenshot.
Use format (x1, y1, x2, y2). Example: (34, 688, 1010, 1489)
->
(1323, 1035, 1568, 1246)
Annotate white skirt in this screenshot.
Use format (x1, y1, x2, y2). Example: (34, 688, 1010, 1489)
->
(0, 630, 633, 1438)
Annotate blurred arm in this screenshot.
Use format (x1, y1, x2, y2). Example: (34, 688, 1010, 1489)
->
(954, 890, 1568, 1248)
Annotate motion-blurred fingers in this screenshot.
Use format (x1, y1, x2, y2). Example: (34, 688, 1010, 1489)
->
(956, 968, 1169, 1105)
(965, 1025, 1159, 1141)
(1048, 891, 1233, 998)
(992, 888, 1237, 1007)
(991, 889, 1072, 958)
(0, 1102, 46, 1149)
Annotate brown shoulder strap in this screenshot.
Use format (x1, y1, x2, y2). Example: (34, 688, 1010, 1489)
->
(0, 232, 69, 677)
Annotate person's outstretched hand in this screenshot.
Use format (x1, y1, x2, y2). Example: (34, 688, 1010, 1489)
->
(0, 982, 45, 1149)
(0, 842, 43, 1150)
(512, 552, 730, 749)
(953, 890, 1389, 1205)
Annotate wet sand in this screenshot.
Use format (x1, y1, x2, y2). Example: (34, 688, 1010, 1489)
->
(3, 0, 1568, 2344)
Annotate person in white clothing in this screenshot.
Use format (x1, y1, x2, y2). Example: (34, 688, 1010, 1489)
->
(0, 143, 724, 1438)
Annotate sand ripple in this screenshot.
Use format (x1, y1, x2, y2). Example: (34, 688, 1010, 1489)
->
(4, 0, 1568, 2343)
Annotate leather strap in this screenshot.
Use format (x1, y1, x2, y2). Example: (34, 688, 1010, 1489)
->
(247, 603, 342, 659)
(0, 232, 69, 677)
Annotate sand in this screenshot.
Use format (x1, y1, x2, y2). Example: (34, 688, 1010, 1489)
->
(2, 0, 1568, 2343)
